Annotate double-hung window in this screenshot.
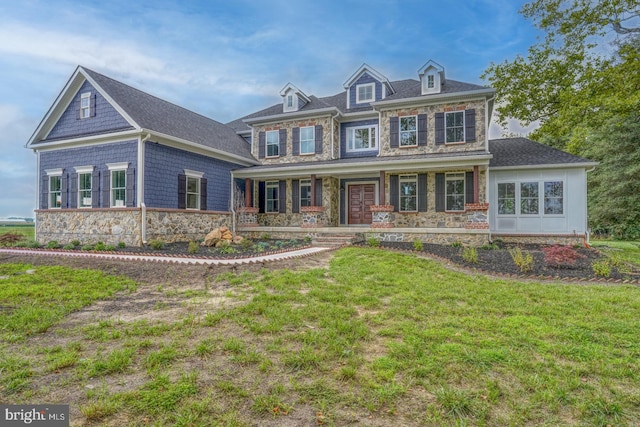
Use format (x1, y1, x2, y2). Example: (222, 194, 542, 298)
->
(400, 116, 417, 147)
(356, 83, 374, 103)
(265, 181, 279, 213)
(445, 172, 465, 211)
(347, 125, 377, 152)
(399, 175, 417, 212)
(78, 173, 92, 208)
(445, 111, 464, 143)
(49, 174, 62, 209)
(266, 130, 279, 157)
(80, 92, 91, 118)
(300, 179, 312, 209)
(520, 182, 539, 215)
(300, 126, 315, 155)
(544, 181, 563, 215)
(185, 176, 200, 210)
(497, 182, 516, 215)
(111, 170, 127, 207)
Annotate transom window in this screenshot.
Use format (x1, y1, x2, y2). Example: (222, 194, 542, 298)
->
(347, 125, 377, 152)
(445, 172, 465, 211)
(266, 130, 279, 157)
(300, 179, 312, 209)
(445, 111, 464, 143)
(266, 181, 279, 213)
(300, 126, 315, 155)
(520, 182, 539, 215)
(356, 83, 374, 103)
(78, 172, 92, 208)
(400, 116, 417, 147)
(399, 175, 417, 212)
(49, 175, 62, 209)
(497, 182, 516, 215)
(80, 92, 91, 118)
(111, 170, 127, 207)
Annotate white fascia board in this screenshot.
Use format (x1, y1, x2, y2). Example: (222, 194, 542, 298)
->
(242, 107, 338, 125)
(339, 110, 378, 120)
(343, 63, 391, 90)
(371, 88, 496, 109)
(279, 83, 311, 103)
(233, 154, 493, 179)
(29, 129, 142, 151)
(142, 129, 259, 166)
(489, 162, 598, 171)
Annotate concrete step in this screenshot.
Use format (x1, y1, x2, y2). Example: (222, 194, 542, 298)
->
(311, 234, 358, 248)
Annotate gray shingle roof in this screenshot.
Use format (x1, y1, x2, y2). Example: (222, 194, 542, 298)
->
(488, 138, 595, 167)
(82, 68, 255, 162)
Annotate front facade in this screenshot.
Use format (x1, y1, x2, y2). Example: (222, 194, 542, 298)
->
(28, 61, 596, 246)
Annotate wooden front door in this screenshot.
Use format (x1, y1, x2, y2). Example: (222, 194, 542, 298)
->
(348, 184, 376, 224)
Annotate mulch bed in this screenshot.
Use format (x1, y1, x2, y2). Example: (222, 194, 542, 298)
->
(375, 241, 640, 283)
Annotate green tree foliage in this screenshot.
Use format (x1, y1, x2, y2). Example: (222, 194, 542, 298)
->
(584, 113, 640, 239)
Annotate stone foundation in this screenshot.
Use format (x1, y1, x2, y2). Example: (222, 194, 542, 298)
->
(300, 206, 326, 227)
(492, 234, 586, 246)
(237, 207, 259, 227)
(36, 208, 231, 246)
(370, 205, 394, 228)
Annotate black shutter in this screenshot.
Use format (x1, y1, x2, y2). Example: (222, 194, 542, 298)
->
(279, 128, 287, 156)
(70, 173, 78, 208)
(258, 181, 265, 213)
(418, 173, 428, 212)
(390, 117, 399, 148)
(126, 168, 135, 207)
(315, 125, 323, 154)
(389, 175, 399, 212)
(41, 175, 48, 209)
(465, 109, 476, 142)
(292, 127, 300, 156)
(258, 132, 265, 159)
(102, 172, 110, 208)
(279, 180, 286, 213)
(90, 93, 97, 117)
(418, 114, 428, 146)
(314, 178, 322, 207)
(200, 177, 207, 211)
(465, 172, 474, 206)
(435, 113, 445, 144)
(292, 179, 300, 213)
(91, 169, 100, 208)
(178, 174, 186, 209)
(76, 97, 81, 120)
(61, 171, 68, 208)
(435, 173, 445, 212)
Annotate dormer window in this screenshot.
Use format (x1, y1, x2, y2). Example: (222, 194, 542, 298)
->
(356, 83, 374, 103)
(427, 75, 435, 89)
(80, 92, 91, 118)
(287, 95, 293, 108)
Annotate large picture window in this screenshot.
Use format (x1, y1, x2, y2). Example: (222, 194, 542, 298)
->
(399, 175, 417, 212)
(266, 181, 279, 213)
(445, 111, 464, 143)
(446, 172, 465, 211)
(520, 182, 539, 215)
(400, 116, 417, 147)
(49, 175, 62, 209)
(347, 125, 377, 152)
(497, 180, 565, 216)
(497, 182, 516, 215)
(300, 127, 315, 155)
(544, 181, 563, 215)
(266, 130, 279, 157)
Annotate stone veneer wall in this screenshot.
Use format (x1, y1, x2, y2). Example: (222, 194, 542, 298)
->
(36, 208, 231, 246)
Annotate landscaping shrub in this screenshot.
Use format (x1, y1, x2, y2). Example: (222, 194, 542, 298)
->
(592, 260, 611, 277)
(46, 240, 59, 249)
(412, 239, 424, 251)
(104, 245, 116, 251)
(188, 241, 199, 254)
(71, 240, 81, 247)
(62, 244, 75, 250)
(543, 245, 585, 267)
(303, 235, 312, 244)
(479, 243, 499, 250)
(26, 240, 41, 249)
(367, 236, 381, 247)
(462, 247, 479, 264)
(509, 247, 534, 273)
(94, 242, 106, 251)
(117, 241, 126, 249)
(149, 239, 164, 250)
(255, 242, 270, 252)
(239, 238, 254, 250)
(0, 233, 24, 246)
(450, 241, 463, 248)
(81, 244, 94, 251)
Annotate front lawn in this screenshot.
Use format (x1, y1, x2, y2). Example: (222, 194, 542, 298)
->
(1, 248, 639, 426)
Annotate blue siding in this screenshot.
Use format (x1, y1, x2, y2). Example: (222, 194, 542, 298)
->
(340, 119, 380, 159)
(348, 73, 383, 108)
(39, 140, 138, 208)
(46, 81, 133, 141)
(144, 142, 237, 211)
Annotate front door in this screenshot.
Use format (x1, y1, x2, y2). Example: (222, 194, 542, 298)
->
(348, 184, 376, 224)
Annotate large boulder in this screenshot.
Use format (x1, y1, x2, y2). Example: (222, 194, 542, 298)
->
(202, 228, 222, 246)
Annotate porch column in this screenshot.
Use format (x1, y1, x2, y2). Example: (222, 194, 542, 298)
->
(310, 174, 316, 207)
(244, 178, 252, 208)
(473, 166, 479, 204)
(379, 171, 385, 205)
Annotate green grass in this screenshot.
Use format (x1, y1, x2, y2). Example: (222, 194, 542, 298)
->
(0, 224, 34, 240)
(591, 239, 640, 268)
(2, 248, 640, 426)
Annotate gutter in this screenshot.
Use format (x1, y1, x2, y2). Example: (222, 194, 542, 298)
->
(230, 171, 236, 235)
(585, 165, 597, 245)
(242, 107, 339, 125)
(371, 88, 496, 109)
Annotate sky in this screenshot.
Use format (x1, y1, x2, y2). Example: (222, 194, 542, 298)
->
(0, 0, 541, 218)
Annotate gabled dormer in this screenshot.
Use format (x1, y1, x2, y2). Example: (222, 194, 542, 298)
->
(280, 83, 311, 113)
(343, 64, 394, 109)
(418, 60, 445, 95)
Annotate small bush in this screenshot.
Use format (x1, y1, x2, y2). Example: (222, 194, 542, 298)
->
(46, 240, 59, 249)
(104, 245, 116, 251)
(117, 241, 126, 249)
(81, 244, 94, 251)
(219, 245, 236, 255)
(0, 233, 24, 246)
(71, 240, 81, 247)
(509, 247, 534, 273)
(26, 240, 41, 249)
(480, 243, 499, 250)
(462, 246, 479, 264)
(149, 239, 164, 250)
(303, 235, 312, 244)
(450, 241, 463, 248)
(592, 260, 611, 277)
(367, 237, 381, 247)
(255, 242, 270, 252)
(94, 242, 106, 251)
(259, 233, 271, 240)
(412, 239, 424, 251)
(188, 241, 199, 254)
(62, 244, 75, 250)
(543, 245, 585, 267)
(239, 238, 254, 250)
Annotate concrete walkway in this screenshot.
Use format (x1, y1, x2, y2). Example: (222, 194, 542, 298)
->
(0, 247, 332, 265)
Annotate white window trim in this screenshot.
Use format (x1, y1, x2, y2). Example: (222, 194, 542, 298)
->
(45, 168, 63, 176)
(496, 179, 566, 217)
(356, 83, 375, 103)
(80, 92, 91, 119)
(48, 173, 63, 210)
(445, 111, 466, 144)
(265, 180, 279, 213)
(266, 130, 280, 158)
(445, 172, 466, 212)
(346, 124, 378, 153)
(496, 181, 517, 216)
(184, 169, 204, 179)
(183, 170, 204, 210)
(300, 126, 315, 155)
(107, 162, 129, 171)
(299, 179, 312, 210)
(111, 169, 127, 208)
(399, 174, 418, 212)
(427, 74, 435, 89)
(76, 168, 93, 209)
(399, 115, 418, 148)
(543, 180, 564, 216)
(74, 165, 94, 174)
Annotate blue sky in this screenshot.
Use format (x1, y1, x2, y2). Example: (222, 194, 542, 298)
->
(0, 0, 540, 218)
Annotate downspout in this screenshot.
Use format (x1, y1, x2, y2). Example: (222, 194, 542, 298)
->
(485, 95, 496, 242)
(139, 133, 151, 245)
(34, 150, 40, 243)
(230, 171, 236, 235)
(584, 166, 596, 246)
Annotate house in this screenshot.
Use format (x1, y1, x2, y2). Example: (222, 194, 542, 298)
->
(27, 61, 596, 247)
